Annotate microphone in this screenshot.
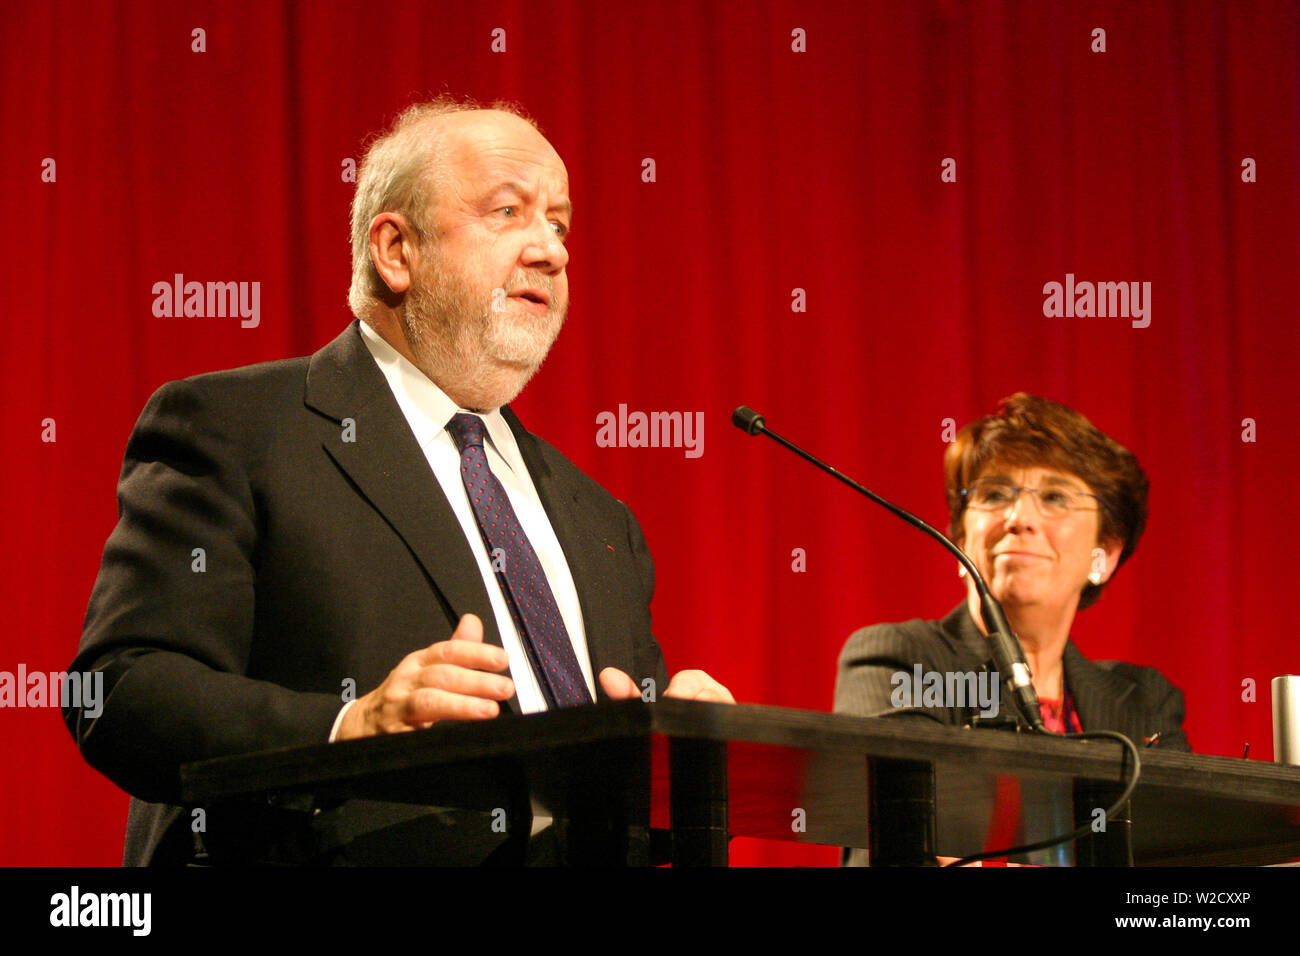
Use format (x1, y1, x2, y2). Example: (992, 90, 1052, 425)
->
(732, 405, 1046, 733)
(733, 405, 765, 435)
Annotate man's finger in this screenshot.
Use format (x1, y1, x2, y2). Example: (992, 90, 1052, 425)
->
(415, 663, 514, 701)
(430, 638, 511, 672)
(405, 687, 502, 723)
(451, 613, 484, 642)
(413, 614, 509, 671)
(599, 666, 640, 699)
(664, 669, 735, 704)
(691, 686, 735, 704)
(412, 613, 485, 664)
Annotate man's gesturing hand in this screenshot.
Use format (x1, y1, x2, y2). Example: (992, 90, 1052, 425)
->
(336, 614, 514, 740)
(598, 667, 735, 704)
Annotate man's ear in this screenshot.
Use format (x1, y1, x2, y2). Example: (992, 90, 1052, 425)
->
(369, 211, 417, 295)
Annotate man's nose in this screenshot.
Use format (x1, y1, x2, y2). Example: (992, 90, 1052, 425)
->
(521, 217, 569, 273)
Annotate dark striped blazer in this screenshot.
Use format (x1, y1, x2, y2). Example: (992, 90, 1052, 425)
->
(833, 603, 1190, 750)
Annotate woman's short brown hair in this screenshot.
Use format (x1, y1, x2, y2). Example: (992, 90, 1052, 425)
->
(943, 393, 1149, 610)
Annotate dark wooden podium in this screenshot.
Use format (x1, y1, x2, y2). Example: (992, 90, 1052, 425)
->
(182, 699, 1300, 866)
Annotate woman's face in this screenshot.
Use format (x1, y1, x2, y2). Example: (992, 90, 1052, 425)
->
(960, 464, 1121, 615)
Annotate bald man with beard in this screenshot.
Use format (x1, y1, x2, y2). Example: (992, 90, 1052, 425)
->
(65, 99, 731, 866)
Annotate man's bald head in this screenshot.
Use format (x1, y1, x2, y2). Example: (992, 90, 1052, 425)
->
(347, 97, 541, 319)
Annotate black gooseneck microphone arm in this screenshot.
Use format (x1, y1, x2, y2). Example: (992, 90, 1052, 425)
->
(732, 405, 1046, 733)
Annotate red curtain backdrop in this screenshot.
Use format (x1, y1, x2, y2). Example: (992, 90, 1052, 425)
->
(3, 0, 1298, 866)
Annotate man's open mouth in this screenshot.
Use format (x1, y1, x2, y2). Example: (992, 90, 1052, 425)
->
(511, 288, 550, 307)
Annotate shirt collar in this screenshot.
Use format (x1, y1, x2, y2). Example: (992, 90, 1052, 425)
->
(357, 319, 524, 477)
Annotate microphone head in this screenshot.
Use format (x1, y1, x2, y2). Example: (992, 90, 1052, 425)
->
(732, 405, 766, 436)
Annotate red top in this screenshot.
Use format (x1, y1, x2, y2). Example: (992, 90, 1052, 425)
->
(1038, 696, 1082, 734)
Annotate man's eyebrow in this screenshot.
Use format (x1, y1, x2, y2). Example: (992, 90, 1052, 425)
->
(484, 182, 572, 219)
(483, 181, 527, 202)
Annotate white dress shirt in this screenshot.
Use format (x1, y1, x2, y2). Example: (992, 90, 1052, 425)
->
(329, 321, 594, 739)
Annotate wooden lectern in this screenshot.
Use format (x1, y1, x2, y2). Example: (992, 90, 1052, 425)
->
(182, 699, 1300, 866)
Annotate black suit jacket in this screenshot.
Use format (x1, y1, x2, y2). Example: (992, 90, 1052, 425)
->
(65, 321, 669, 864)
(834, 603, 1190, 750)
(834, 603, 1189, 866)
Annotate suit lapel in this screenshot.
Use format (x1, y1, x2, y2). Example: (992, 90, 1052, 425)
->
(1062, 641, 1139, 738)
(945, 604, 1154, 740)
(303, 322, 519, 711)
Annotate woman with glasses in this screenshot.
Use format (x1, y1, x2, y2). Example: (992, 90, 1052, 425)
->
(834, 392, 1189, 749)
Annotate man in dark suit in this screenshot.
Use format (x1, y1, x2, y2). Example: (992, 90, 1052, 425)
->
(64, 98, 731, 865)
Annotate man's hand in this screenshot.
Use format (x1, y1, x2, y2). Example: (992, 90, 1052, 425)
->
(598, 667, 735, 704)
(336, 614, 514, 740)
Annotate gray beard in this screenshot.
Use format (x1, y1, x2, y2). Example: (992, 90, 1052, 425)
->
(399, 252, 566, 410)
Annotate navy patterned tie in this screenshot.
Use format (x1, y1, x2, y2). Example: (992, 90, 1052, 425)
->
(445, 413, 592, 708)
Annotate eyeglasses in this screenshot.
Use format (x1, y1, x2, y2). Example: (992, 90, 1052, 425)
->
(960, 478, 1103, 518)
